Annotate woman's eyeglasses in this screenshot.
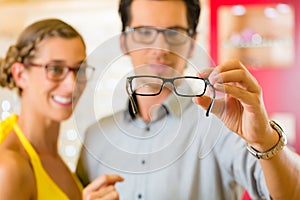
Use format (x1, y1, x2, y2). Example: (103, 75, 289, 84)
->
(25, 62, 95, 83)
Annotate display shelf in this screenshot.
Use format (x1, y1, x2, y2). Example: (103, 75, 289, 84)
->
(210, 0, 300, 152)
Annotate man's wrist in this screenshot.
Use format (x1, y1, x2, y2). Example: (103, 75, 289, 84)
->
(247, 120, 287, 160)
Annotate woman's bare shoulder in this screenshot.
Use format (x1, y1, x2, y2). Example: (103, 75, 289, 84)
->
(0, 149, 36, 199)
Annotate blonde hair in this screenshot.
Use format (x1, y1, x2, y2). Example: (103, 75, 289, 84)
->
(0, 18, 85, 95)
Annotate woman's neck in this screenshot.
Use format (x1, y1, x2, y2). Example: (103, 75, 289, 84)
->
(17, 109, 60, 155)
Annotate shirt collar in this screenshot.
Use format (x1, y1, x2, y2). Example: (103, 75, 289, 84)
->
(163, 92, 192, 118)
(125, 92, 192, 122)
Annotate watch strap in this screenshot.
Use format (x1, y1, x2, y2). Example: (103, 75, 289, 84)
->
(247, 120, 287, 160)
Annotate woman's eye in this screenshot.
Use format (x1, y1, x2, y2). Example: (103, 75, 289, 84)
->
(48, 65, 65, 78)
(51, 66, 64, 73)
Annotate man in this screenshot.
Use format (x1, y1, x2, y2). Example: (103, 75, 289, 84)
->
(77, 0, 300, 199)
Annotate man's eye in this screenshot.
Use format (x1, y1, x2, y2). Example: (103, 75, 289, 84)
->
(167, 30, 181, 37)
(138, 29, 154, 36)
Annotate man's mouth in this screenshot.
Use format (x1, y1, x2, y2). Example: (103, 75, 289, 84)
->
(149, 64, 169, 73)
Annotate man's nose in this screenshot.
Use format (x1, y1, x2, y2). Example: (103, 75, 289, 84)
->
(153, 32, 170, 50)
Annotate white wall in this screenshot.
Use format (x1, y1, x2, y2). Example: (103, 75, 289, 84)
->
(0, 0, 209, 171)
(0, 0, 125, 171)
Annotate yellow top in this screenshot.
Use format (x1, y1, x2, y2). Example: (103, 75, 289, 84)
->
(0, 114, 83, 200)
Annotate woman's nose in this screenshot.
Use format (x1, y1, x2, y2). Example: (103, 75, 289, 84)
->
(61, 70, 77, 91)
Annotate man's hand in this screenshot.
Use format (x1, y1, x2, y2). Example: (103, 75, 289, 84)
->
(193, 59, 278, 152)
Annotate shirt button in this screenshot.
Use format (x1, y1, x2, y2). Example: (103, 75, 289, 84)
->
(141, 160, 146, 165)
(146, 126, 150, 131)
(138, 194, 142, 199)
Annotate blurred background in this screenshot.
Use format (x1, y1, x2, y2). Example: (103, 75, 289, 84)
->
(0, 0, 299, 171)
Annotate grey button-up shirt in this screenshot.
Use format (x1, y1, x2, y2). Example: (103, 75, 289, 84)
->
(77, 93, 270, 200)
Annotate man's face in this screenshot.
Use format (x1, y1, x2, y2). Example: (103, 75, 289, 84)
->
(123, 0, 193, 78)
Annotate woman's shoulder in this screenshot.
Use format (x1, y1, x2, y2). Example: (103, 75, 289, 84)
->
(0, 148, 36, 199)
(0, 148, 34, 182)
(0, 114, 18, 143)
(0, 114, 36, 198)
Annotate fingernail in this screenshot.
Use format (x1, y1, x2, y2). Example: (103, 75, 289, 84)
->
(208, 71, 218, 82)
(214, 83, 223, 90)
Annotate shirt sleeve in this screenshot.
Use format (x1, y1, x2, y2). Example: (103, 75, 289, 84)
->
(75, 148, 90, 187)
(214, 130, 271, 199)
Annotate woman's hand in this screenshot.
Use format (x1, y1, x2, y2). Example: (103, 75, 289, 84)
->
(82, 174, 124, 200)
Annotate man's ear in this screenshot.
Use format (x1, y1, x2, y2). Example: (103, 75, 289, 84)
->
(120, 33, 129, 55)
(11, 62, 29, 89)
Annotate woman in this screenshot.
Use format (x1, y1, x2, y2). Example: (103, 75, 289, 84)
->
(0, 19, 123, 200)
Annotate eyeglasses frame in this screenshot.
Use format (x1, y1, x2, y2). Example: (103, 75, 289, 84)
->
(24, 62, 95, 83)
(126, 75, 215, 117)
(124, 26, 195, 45)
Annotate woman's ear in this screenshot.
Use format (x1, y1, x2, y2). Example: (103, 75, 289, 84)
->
(120, 33, 129, 55)
(11, 62, 29, 89)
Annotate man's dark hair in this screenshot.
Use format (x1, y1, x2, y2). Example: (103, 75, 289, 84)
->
(118, 0, 201, 36)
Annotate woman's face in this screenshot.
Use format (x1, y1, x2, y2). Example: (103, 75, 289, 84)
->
(21, 37, 86, 122)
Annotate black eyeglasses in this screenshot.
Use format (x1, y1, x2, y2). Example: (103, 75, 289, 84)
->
(125, 26, 194, 45)
(25, 62, 95, 83)
(126, 75, 215, 117)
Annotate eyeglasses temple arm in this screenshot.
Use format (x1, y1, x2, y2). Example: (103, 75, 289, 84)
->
(206, 83, 216, 117)
(129, 95, 139, 115)
(126, 80, 139, 115)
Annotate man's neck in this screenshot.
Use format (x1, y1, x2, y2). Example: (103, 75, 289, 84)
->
(136, 90, 170, 122)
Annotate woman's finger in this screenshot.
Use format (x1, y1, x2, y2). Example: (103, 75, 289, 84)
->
(83, 174, 124, 198)
(97, 187, 119, 200)
(83, 185, 119, 200)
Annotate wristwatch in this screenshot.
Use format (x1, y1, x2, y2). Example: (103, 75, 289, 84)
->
(247, 120, 287, 160)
